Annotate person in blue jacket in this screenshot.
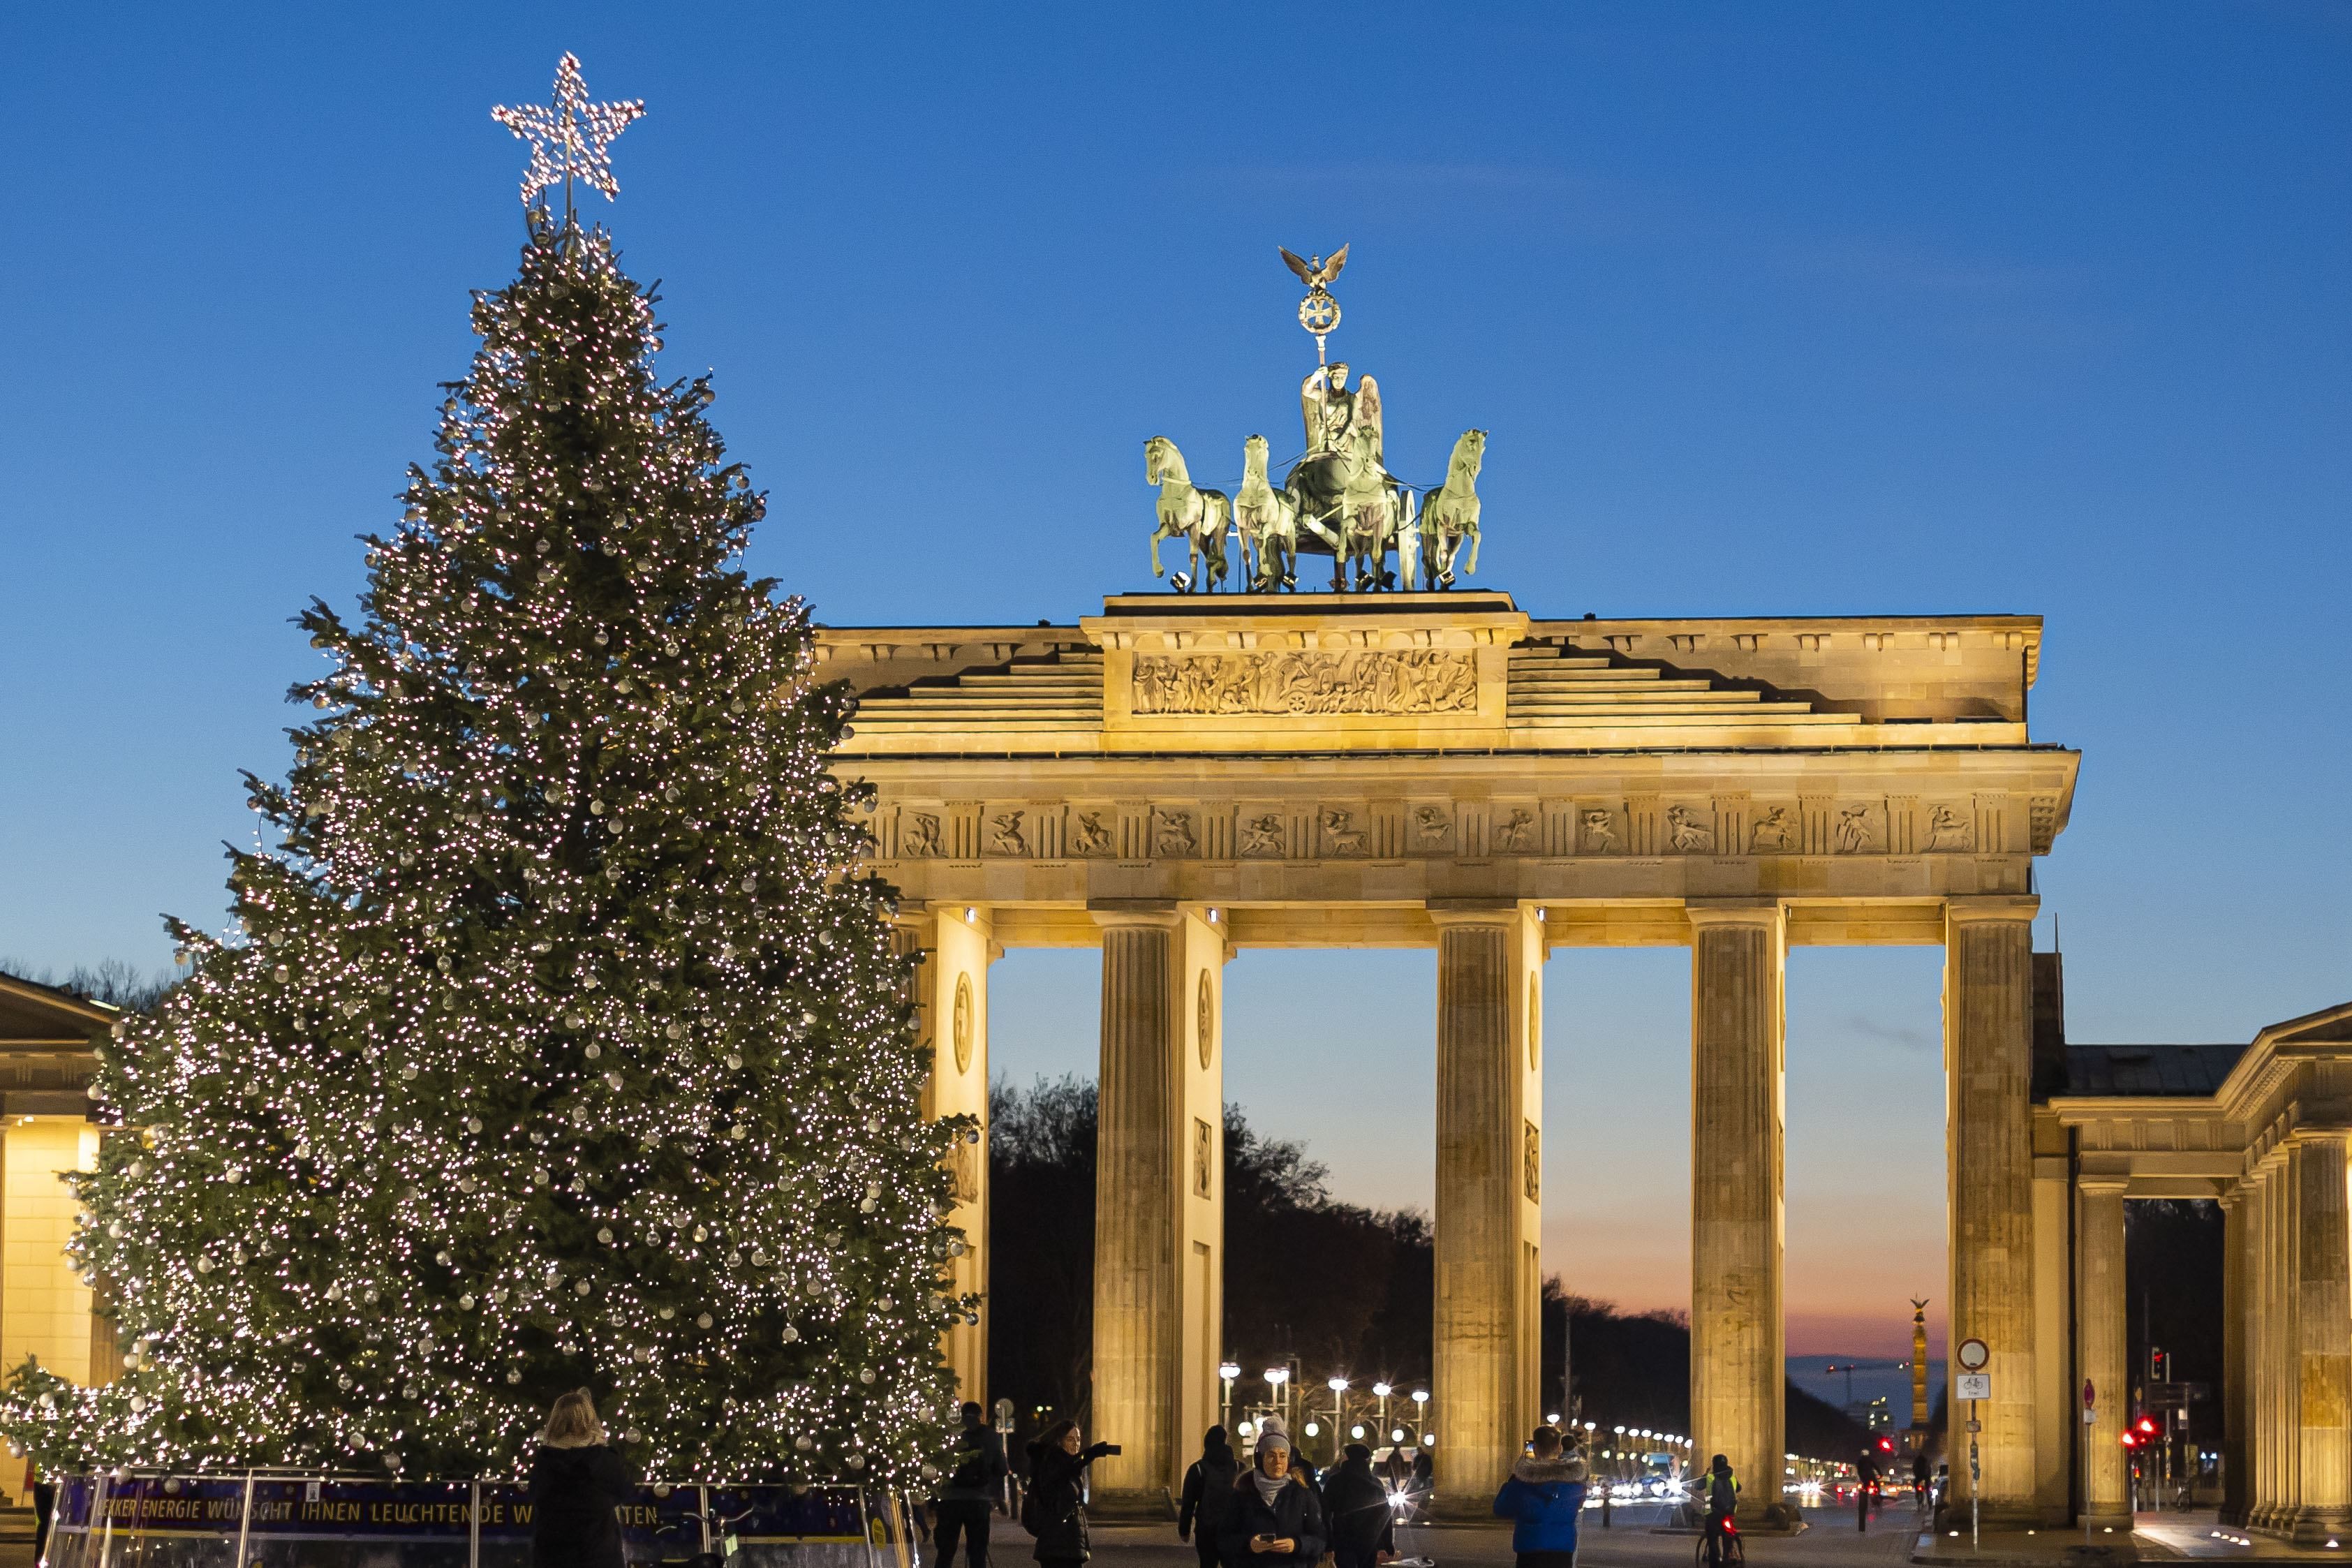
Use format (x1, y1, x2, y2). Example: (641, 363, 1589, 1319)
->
(1491, 1425, 1588, 1568)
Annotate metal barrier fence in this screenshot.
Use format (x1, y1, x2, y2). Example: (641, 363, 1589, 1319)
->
(45, 1473, 919, 1568)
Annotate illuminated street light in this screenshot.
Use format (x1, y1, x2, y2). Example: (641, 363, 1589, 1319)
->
(1220, 1363, 1241, 1430)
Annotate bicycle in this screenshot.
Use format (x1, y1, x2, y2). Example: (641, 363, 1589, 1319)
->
(651, 1504, 753, 1568)
(1696, 1514, 1745, 1568)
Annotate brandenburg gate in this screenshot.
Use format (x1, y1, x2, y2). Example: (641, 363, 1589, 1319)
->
(824, 591, 2080, 1518)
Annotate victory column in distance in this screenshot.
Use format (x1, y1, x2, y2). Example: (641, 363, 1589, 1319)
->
(1145, 245, 1486, 596)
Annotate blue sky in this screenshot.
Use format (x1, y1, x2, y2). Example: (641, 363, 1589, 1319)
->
(3, 3, 2345, 1352)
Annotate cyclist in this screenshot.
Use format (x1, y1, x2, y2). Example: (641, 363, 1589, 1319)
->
(1698, 1454, 1739, 1566)
(1854, 1448, 1881, 1531)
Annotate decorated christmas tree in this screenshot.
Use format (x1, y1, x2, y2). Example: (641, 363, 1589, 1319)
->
(0, 57, 966, 1484)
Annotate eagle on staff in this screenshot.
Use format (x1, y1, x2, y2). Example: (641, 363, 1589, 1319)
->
(1279, 244, 1349, 291)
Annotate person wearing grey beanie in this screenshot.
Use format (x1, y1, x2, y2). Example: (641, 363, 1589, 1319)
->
(1218, 1424, 1325, 1568)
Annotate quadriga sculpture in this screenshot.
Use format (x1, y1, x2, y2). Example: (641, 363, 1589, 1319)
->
(1144, 435, 1232, 592)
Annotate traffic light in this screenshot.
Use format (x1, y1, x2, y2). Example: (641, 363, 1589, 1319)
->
(2120, 1432, 2137, 1449)
(2135, 1416, 2157, 1439)
(1878, 1438, 1894, 1453)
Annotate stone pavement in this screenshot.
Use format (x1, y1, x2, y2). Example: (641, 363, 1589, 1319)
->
(1028, 1502, 1922, 1568)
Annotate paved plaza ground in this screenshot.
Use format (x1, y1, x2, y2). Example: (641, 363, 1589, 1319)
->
(991, 1502, 2351, 1568)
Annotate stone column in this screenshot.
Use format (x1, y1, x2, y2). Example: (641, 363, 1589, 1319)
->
(1430, 903, 1544, 1514)
(2254, 1147, 2303, 1532)
(1090, 905, 1226, 1509)
(2221, 1185, 2249, 1526)
(1687, 900, 1787, 1522)
(2074, 1176, 2130, 1528)
(1945, 896, 2040, 1519)
(2031, 1141, 2074, 1520)
(904, 906, 996, 1403)
(2251, 1156, 2288, 1530)
(2294, 1133, 2352, 1544)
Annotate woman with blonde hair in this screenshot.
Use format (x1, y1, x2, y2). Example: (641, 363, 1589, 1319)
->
(528, 1389, 639, 1568)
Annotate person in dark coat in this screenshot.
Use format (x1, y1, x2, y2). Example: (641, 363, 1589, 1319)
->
(528, 1389, 639, 1568)
(1178, 1427, 1241, 1568)
(1026, 1420, 1116, 1567)
(935, 1401, 1009, 1568)
(1491, 1426, 1587, 1568)
(1218, 1428, 1326, 1568)
(1319, 1443, 1396, 1568)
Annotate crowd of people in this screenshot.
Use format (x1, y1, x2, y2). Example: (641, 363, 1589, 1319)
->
(989, 1412, 1596, 1568)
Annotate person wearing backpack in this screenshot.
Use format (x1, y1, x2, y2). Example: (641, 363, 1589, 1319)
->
(1178, 1427, 1241, 1568)
(1320, 1442, 1398, 1568)
(936, 1402, 1008, 1568)
(1698, 1454, 1739, 1564)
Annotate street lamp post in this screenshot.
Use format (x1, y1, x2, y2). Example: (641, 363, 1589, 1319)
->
(1412, 1389, 1430, 1446)
(1220, 1363, 1241, 1433)
(1374, 1383, 1391, 1446)
(1329, 1378, 1349, 1464)
(1266, 1367, 1290, 1431)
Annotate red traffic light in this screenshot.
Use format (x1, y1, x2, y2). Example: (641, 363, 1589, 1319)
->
(2120, 1433, 2138, 1449)
(1879, 1439, 1895, 1452)
(2135, 1416, 2157, 1435)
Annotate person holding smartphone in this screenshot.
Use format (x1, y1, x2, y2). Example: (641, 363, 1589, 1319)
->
(1218, 1429, 1326, 1568)
(1024, 1420, 1118, 1568)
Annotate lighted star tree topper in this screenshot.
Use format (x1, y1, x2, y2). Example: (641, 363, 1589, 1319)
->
(493, 52, 645, 214)
(0, 67, 968, 1485)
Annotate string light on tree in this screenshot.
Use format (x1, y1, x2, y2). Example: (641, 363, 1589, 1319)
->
(0, 59, 965, 1487)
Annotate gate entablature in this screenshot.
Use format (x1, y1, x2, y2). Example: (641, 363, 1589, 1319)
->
(822, 593, 2078, 922)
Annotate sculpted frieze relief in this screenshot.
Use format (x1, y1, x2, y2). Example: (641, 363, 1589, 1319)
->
(989, 811, 1028, 857)
(1665, 805, 1715, 854)
(1070, 811, 1114, 857)
(1131, 649, 1478, 716)
(1155, 808, 1197, 859)
(902, 811, 945, 858)
(1749, 806, 1796, 852)
(1925, 804, 1973, 852)
(1493, 807, 1538, 854)
(879, 794, 1999, 863)
(1241, 813, 1287, 858)
(1581, 808, 1619, 855)
(1320, 807, 1369, 857)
